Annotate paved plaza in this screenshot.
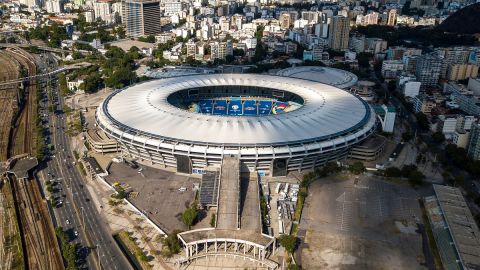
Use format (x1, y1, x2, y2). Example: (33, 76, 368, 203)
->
(298, 176, 425, 270)
(106, 162, 200, 232)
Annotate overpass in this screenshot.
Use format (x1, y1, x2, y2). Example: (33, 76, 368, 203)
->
(0, 62, 92, 87)
(0, 43, 71, 54)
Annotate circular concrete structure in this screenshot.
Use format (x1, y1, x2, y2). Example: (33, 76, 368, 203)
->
(276, 66, 358, 89)
(96, 74, 376, 175)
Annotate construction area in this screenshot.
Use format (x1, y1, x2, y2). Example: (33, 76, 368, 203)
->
(297, 176, 425, 270)
(0, 46, 64, 270)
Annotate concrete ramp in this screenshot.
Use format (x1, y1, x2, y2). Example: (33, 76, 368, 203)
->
(240, 173, 262, 232)
(216, 156, 240, 230)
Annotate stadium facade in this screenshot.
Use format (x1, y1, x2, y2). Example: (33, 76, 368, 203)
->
(96, 74, 377, 176)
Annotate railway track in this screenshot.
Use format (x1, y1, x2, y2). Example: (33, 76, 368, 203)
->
(5, 46, 65, 270)
(9, 175, 64, 270)
(7, 47, 36, 156)
(0, 52, 20, 160)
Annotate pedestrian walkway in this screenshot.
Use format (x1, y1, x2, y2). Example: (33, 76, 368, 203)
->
(85, 176, 174, 269)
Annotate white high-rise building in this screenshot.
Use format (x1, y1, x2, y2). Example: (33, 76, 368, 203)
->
(403, 81, 421, 98)
(20, 0, 42, 8)
(94, 0, 113, 23)
(164, 0, 182, 15)
(45, 0, 63, 13)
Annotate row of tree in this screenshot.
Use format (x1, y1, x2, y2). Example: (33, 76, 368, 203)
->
(383, 164, 425, 186)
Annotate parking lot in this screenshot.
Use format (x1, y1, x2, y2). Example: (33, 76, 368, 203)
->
(298, 176, 425, 270)
(105, 162, 200, 232)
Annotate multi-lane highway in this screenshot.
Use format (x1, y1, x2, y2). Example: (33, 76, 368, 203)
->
(37, 54, 131, 270)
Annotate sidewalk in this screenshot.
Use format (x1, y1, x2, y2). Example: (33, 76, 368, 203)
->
(84, 175, 175, 270)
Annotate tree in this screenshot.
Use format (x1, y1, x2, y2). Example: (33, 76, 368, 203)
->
(233, 48, 245, 57)
(387, 80, 397, 92)
(408, 170, 425, 187)
(357, 52, 373, 68)
(138, 35, 155, 43)
(225, 54, 235, 63)
(402, 131, 412, 142)
(324, 161, 341, 174)
(401, 164, 417, 177)
(182, 205, 198, 229)
(105, 66, 136, 89)
(80, 72, 103, 93)
(452, 175, 464, 187)
(58, 73, 69, 96)
(415, 112, 430, 131)
(210, 213, 216, 227)
(278, 234, 297, 254)
(115, 26, 126, 39)
(161, 230, 182, 257)
(384, 167, 402, 177)
(349, 161, 366, 175)
(431, 132, 445, 143)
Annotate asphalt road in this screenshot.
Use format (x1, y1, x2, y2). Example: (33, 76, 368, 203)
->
(37, 54, 131, 270)
(52, 85, 131, 270)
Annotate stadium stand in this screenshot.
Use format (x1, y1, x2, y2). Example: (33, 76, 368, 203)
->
(213, 100, 228, 115)
(258, 100, 273, 115)
(199, 170, 220, 207)
(243, 100, 258, 116)
(228, 98, 243, 115)
(199, 100, 213, 114)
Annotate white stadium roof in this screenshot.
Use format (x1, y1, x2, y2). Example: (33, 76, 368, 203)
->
(99, 74, 373, 146)
(276, 66, 358, 89)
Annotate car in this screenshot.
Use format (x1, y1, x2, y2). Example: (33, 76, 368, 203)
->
(66, 219, 70, 225)
(74, 231, 79, 237)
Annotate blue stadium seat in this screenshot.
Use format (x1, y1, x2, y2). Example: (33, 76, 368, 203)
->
(228, 99, 243, 115)
(243, 100, 258, 116)
(213, 100, 228, 115)
(258, 100, 273, 115)
(199, 100, 213, 114)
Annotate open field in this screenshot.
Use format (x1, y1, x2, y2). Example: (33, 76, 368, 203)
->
(298, 176, 426, 270)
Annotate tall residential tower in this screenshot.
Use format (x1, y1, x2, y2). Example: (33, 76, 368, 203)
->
(122, 0, 161, 37)
(328, 16, 350, 51)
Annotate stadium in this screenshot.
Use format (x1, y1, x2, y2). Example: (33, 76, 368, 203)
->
(95, 74, 377, 176)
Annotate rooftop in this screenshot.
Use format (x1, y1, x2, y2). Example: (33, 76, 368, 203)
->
(99, 74, 374, 146)
(178, 228, 274, 247)
(276, 66, 358, 89)
(425, 185, 480, 270)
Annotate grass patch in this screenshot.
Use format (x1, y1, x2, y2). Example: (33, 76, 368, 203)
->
(117, 231, 152, 269)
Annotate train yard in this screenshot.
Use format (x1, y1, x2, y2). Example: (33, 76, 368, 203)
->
(9, 174, 64, 270)
(0, 51, 20, 160)
(1, 46, 64, 270)
(7, 46, 38, 157)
